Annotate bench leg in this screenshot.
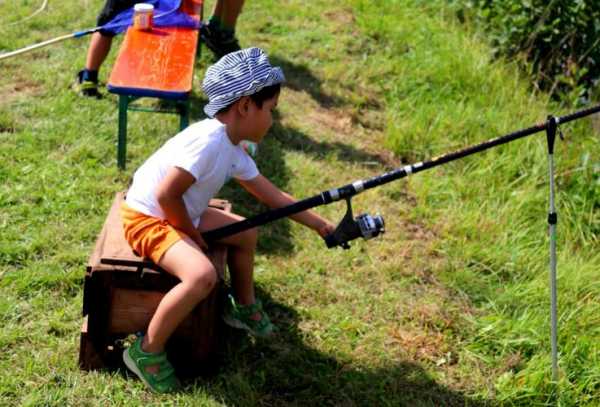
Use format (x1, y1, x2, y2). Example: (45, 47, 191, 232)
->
(118, 95, 129, 170)
(179, 99, 190, 130)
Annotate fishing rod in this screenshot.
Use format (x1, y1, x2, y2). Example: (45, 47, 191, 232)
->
(202, 102, 600, 383)
(202, 102, 600, 249)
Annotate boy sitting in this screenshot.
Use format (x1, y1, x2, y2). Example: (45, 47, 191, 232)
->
(121, 47, 335, 393)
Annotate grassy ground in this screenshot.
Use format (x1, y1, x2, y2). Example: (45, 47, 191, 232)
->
(1, 0, 599, 405)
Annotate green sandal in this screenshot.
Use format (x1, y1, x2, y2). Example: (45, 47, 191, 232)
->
(123, 335, 181, 393)
(223, 295, 275, 337)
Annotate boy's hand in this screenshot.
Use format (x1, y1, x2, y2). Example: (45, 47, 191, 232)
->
(317, 220, 336, 238)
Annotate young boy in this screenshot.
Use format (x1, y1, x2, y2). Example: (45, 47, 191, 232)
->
(120, 47, 335, 393)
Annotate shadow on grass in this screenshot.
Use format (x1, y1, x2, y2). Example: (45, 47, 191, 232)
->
(195, 287, 494, 407)
(191, 54, 347, 113)
(270, 119, 395, 170)
(188, 91, 209, 123)
(269, 55, 347, 109)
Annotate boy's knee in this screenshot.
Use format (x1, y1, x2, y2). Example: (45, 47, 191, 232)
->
(187, 266, 217, 295)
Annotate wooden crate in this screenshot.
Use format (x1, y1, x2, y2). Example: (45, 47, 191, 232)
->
(79, 192, 229, 378)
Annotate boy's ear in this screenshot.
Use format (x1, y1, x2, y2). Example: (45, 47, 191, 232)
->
(236, 96, 251, 116)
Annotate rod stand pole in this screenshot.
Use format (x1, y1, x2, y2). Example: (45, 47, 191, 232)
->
(546, 115, 559, 382)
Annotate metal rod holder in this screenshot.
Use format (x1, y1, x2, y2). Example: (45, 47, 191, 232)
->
(546, 116, 559, 381)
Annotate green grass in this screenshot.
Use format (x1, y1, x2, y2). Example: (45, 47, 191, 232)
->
(1, 0, 599, 405)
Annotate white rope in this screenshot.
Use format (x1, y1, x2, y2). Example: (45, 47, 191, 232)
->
(6, 0, 49, 27)
(0, 32, 78, 61)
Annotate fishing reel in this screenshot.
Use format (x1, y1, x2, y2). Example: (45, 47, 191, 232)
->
(324, 198, 385, 249)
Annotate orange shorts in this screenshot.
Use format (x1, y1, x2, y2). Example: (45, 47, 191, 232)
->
(120, 202, 189, 264)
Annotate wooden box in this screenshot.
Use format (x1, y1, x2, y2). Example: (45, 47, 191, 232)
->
(79, 192, 229, 377)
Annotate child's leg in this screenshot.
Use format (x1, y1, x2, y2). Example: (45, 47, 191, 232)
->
(198, 207, 257, 306)
(198, 208, 275, 336)
(85, 32, 113, 73)
(143, 236, 217, 356)
(211, 0, 224, 21)
(220, 0, 245, 30)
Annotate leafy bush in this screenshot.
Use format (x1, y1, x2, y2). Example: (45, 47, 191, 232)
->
(452, 0, 600, 102)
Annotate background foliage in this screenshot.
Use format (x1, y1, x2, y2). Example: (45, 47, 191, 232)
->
(451, 0, 600, 102)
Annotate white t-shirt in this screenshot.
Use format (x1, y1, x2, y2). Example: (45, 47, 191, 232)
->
(125, 119, 259, 227)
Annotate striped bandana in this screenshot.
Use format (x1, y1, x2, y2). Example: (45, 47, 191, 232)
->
(202, 47, 285, 118)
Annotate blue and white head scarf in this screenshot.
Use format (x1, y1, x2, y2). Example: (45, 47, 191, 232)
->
(202, 47, 285, 118)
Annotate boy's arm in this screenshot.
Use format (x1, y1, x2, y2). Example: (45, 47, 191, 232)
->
(237, 175, 335, 237)
(155, 166, 207, 249)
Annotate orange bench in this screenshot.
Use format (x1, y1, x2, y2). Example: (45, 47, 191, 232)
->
(107, 1, 203, 169)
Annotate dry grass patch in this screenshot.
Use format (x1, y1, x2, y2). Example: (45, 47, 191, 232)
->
(0, 77, 44, 107)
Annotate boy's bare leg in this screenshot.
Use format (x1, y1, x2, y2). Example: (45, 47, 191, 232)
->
(211, 0, 224, 19)
(141, 237, 217, 372)
(198, 207, 258, 307)
(85, 32, 113, 72)
(221, 0, 245, 28)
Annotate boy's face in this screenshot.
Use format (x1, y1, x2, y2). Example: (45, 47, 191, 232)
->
(244, 93, 279, 143)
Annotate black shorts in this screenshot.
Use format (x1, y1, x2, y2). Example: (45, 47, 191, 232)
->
(97, 0, 139, 36)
